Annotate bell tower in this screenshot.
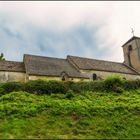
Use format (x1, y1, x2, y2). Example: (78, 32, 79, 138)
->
(122, 36, 140, 72)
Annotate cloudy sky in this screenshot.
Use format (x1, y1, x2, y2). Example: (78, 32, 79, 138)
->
(0, 1, 140, 62)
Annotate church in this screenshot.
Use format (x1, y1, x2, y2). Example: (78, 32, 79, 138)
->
(0, 36, 140, 82)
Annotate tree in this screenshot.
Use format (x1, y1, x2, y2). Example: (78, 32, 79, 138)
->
(0, 53, 5, 60)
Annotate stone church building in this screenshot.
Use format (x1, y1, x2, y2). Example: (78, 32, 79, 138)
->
(0, 36, 140, 82)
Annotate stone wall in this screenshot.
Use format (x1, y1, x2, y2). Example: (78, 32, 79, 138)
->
(28, 75, 87, 82)
(123, 38, 140, 72)
(0, 70, 139, 83)
(80, 70, 140, 80)
(0, 71, 25, 82)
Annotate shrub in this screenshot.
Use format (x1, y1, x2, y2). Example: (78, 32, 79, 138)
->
(64, 81, 75, 90)
(24, 80, 68, 95)
(124, 79, 140, 90)
(24, 80, 49, 95)
(89, 81, 104, 92)
(113, 86, 124, 94)
(103, 75, 124, 93)
(0, 88, 5, 96)
(67, 81, 104, 93)
(46, 80, 68, 94)
(1, 82, 23, 93)
(65, 90, 75, 99)
(0, 77, 140, 96)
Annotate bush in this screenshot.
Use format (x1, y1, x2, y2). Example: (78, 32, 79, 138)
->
(0, 77, 140, 96)
(64, 81, 75, 90)
(24, 80, 68, 95)
(113, 86, 124, 94)
(124, 79, 140, 90)
(0, 88, 5, 96)
(46, 80, 68, 94)
(24, 80, 48, 95)
(1, 82, 23, 94)
(65, 90, 75, 99)
(67, 81, 104, 93)
(103, 75, 124, 93)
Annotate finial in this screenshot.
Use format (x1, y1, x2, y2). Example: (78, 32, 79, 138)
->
(131, 28, 134, 37)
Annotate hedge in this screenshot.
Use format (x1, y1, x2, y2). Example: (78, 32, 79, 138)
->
(0, 76, 140, 95)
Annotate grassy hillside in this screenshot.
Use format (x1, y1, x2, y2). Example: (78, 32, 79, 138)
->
(0, 89, 140, 139)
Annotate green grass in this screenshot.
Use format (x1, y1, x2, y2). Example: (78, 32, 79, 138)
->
(0, 90, 140, 139)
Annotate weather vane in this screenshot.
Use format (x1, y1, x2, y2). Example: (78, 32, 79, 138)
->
(131, 28, 135, 37)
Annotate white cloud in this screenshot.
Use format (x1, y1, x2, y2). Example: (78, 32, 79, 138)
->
(0, 1, 113, 29)
(0, 1, 140, 62)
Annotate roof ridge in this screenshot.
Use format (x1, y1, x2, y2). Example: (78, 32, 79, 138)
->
(24, 54, 66, 61)
(66, 57, 81, 72)
(68, 55, 123, 64)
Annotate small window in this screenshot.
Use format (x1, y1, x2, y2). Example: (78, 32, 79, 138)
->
(128, 45, 132, 51)
(92, 73, 97, 80)
(62, 76, 66, 81)
(60, 71, 68, 81)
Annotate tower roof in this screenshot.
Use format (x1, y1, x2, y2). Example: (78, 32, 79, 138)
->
(121, 36, 140, 47)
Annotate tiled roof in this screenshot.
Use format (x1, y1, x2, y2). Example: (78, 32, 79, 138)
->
(67, 55, 139, 75)
(0, 60, 25, 72)
(0, 54, 139, 77)
(24, 54, 88, 78)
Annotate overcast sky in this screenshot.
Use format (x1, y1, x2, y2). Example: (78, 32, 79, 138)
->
(0, 1, 140, 62)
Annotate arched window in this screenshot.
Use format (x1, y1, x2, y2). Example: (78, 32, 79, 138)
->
(128, 45, 132, 51)
(92, 73, 97, 80)
(60, 71, 68, 81)
(62, 75, 65, 81)
(128, 45, 132, 66)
